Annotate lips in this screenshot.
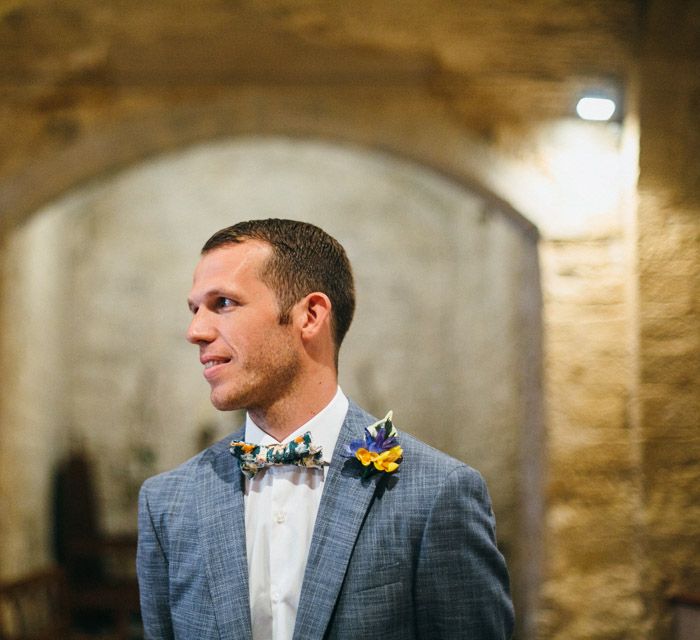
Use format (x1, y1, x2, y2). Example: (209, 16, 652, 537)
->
(201, 355, 232, 380)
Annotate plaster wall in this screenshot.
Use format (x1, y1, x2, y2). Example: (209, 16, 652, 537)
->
(0, 139, 540, 597)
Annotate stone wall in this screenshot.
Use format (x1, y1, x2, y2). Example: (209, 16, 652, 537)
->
(636, 2, 700, 637)
(537, 236, 643, 638)
(1, 2, 698, 639)
(0, 210, 75, 574)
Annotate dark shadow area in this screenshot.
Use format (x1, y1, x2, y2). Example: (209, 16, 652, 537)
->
(51, 452, 142, 639)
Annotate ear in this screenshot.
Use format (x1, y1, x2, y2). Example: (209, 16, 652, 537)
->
(295, 292, 333, 342)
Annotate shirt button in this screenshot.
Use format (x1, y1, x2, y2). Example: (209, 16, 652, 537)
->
(275, 511, 286, 524)
(271, 591, 280, 603)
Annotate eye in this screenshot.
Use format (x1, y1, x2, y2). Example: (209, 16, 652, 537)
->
(216, 297, 237, 309)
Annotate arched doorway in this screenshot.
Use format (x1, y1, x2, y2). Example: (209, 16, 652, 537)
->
(0, 136, 543, 631)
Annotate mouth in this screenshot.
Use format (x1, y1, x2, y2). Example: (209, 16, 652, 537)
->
(201, 356, 232, 380)
(204, 360, 228, 369)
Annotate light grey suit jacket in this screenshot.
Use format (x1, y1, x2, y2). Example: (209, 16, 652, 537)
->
(137, 401, 514, 639)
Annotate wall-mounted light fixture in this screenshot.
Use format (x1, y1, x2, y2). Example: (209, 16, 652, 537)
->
(576, 96, 617, 121)
(575, 90, 619, 122)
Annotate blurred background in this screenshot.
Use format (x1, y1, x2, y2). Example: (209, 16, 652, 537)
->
(0, 1, 698, 639)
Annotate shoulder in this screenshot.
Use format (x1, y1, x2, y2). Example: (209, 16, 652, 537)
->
(400, 430, 470, 472)
(140, 430, 240, 503)
(397, 430, 487, 498)
(346, 400, 485, 491)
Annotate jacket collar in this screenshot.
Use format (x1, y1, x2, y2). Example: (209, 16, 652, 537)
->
(195, 425, 253, 640)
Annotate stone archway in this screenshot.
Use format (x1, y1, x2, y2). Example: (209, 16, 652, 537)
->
(0, 134, 543, 634)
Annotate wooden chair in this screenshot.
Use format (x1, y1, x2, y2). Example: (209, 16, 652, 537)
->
(53, 453, 141, 638)
(669, 593, 700, 640)
(0, 567, 69, 640)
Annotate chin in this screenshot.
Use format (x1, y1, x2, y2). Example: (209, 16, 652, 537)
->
(210, 387, 247, 412)
(211, 397, 240, 412)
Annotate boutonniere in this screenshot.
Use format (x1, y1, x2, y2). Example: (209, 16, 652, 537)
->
(344, 411, 403, 477)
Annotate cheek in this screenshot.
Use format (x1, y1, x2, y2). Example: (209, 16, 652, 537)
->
(221, 320, 266, 356)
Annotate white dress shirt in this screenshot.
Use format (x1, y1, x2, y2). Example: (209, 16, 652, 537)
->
(243, 387, 349, 640)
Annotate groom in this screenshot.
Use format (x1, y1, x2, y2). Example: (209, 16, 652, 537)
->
(137, 218, 514, 639)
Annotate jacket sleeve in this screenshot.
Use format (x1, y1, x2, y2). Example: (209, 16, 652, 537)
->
(137, 480, 175, 639)
(414, 465, 514, 639)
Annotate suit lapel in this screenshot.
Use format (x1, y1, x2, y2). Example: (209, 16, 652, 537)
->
(293, 403, 381, 640)
(196, 429, 253, 640)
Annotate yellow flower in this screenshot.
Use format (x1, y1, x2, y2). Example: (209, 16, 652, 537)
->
(355, 448, 375, 467)
(373, 446, 403, 473)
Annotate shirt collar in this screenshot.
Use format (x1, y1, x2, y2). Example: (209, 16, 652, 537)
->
(244, 387, 349, 464)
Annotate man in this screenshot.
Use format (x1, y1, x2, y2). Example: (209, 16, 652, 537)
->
(137, 218, 514, 639)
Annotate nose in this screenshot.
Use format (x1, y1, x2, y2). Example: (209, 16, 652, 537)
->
(186, 309, 216, 344)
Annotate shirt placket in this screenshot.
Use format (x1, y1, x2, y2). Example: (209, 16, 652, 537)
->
(269, 467, 290, 640)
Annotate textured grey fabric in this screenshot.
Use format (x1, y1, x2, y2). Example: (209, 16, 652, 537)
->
(137, 401, 514, 639)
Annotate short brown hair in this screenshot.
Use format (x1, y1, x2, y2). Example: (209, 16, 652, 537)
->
(201, 219, 356, 355)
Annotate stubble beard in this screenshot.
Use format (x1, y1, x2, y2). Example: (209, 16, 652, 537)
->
(209, 341, 301, 414)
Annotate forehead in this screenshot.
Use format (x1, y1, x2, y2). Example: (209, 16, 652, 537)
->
(191, 240, 272, 290)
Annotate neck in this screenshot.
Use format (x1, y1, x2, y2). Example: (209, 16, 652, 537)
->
(248, 369, 338, 442)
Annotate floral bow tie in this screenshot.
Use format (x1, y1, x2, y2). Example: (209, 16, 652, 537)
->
(229, 431, 325, 479)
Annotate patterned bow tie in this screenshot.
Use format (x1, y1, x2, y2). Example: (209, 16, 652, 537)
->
(229, 431, 325, 479)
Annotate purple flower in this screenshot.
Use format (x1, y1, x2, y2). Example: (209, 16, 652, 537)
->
(344, 412, 401, 465)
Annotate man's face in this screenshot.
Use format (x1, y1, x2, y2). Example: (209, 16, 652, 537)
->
(186, 241, 301, 412)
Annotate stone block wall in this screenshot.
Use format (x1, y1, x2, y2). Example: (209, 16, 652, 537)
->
(0, 1, 698, 638)
(636, 2, 700, 636)
(537, 237, 643, 638)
